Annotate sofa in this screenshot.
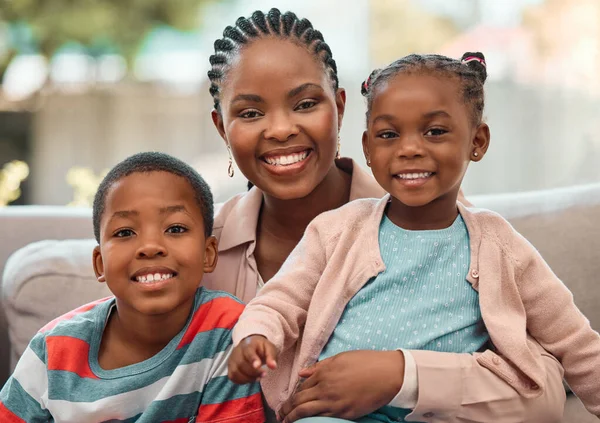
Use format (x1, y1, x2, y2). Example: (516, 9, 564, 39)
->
(1, 184, 600, 422)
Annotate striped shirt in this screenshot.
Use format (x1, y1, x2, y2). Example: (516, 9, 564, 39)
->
(0, 288, 264, 423)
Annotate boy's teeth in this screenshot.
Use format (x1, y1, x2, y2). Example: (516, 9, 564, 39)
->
(135, 273, 173, 283)
(397, 172, 432, 180)
(265, 151, 308, 166)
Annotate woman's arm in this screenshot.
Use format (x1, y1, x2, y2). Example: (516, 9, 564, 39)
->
(279, 346, 566, 423)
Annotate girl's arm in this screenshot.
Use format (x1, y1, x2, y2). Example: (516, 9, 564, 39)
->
(232, 220, 328, 354)
(515, 233, 600, 416)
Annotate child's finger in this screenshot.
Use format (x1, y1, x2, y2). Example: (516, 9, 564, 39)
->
(242, 337, 264, 369)
(262, 340, 278, 370)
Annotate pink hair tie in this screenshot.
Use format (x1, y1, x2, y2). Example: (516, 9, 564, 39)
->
(462, 56, 486, 67)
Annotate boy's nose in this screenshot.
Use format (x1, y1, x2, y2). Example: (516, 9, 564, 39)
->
(136, 242, 167, 259)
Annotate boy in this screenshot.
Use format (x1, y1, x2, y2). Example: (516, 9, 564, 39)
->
(0, 152, 265, 423)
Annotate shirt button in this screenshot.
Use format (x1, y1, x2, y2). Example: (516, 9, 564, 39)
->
(492, 356, 501, 365)
(471, 269, 479, 278)
(423, 412, 435, 418)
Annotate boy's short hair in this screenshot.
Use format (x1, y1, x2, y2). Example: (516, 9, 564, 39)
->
(92, 152, 214, 242)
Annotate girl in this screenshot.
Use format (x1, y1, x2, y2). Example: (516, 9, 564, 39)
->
(227, 52, 600, 422)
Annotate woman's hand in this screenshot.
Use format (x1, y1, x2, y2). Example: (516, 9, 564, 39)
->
(227, 335, 278, 384)
(278, 350, 405, 422)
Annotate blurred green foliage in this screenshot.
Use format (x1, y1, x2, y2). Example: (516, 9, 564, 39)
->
(0, 0, 213, 73)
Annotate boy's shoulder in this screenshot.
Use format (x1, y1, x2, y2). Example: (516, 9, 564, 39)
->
(179, 289, 245, 348)
(38, 296, 114, 337)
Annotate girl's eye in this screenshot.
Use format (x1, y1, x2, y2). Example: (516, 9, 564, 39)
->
(166, 225, 188, 234)
(239, 109, 262, 119)
(425, 128, 448, 137)
(295, 100, 317, 111)
(114, 229, 134, 238)
(377, 131, 398, 139)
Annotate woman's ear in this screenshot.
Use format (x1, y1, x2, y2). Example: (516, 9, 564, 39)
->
(211, 109, 227, 142)
(92, 246, 106, 283)
(203, 236, 219, 274)
(471, 123, 490, 162)
(335, 88, 347, 132)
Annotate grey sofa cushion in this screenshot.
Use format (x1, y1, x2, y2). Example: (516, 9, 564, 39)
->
(507, 204, 600, 332)
(2, 238, 110, 371)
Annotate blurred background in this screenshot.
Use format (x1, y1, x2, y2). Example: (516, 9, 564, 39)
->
(0, 0, 599, 207)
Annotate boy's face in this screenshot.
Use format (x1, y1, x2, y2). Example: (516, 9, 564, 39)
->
(93, 171, 217, 316)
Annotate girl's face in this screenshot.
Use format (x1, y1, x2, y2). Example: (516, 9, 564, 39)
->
(362, 73, 490, 207)
(212, 37, 346, 200)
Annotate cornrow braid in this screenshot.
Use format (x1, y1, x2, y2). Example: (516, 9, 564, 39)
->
(361, 52, 488, 125)
(208, 8, 340, 111)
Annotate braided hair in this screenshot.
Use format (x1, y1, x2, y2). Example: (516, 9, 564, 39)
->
(361, 52, 488, 125)
(208, 8, 340, 112)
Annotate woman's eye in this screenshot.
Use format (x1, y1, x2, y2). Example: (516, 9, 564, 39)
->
(425, 128, 448, 136)
(377, 131, 398, 139)
(296, 100, 317, 111)
(114, 229, 134, 238)
(166, 225, 187, 234)
(239, 110, 262, 119)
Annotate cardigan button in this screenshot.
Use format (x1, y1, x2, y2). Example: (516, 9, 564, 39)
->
(492, 356, 501, 365)
(471, 269, 479, 278)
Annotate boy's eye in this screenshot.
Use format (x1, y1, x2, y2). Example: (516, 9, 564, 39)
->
(425, 128, 448, 136)
(114, 229, 134, 238)
(295, 100, 317, 111)
(239, 109, 262, 119)
(377, 131, 398, 139)
(166, 225, 188, 234)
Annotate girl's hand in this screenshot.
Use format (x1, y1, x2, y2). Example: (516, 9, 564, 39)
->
(277, 350, 405, 422)
(227, 335, 278, 384)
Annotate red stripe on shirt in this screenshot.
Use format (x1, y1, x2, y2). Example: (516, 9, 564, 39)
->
(178, 297, 244, 349)
(40, 297, 113, 333)
(0, 402, 27, 423)
(196, 392, 264, 423)
(46, 336, 99, 379)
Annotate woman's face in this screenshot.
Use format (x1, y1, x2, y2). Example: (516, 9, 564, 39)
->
(213, 37, 346, 200)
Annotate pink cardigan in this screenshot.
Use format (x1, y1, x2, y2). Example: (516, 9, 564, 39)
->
(233, 195, 600, 421)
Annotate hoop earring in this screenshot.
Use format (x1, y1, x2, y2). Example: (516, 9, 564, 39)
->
(336, 134, 341, 160)
(227, 145, 234, 177)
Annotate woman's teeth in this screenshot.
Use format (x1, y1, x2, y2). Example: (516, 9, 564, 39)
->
(135, 273, 173, 283)
(264, 151, 309, 166)
(396, 172, 433, 180)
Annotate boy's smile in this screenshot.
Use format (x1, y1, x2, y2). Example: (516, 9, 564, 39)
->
(93, 171, 217, 317)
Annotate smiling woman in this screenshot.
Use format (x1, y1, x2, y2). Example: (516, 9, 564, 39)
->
(202, 8, 384, 296)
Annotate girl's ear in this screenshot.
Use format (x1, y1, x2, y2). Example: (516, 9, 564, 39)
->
(471, 123, 490, 162)
(92, 246, 106, 283)
(211, 109, 227, 143)
(203, 236, 219, 274)
(335, 88, 347, 132)
(362, 131, 371, 167)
